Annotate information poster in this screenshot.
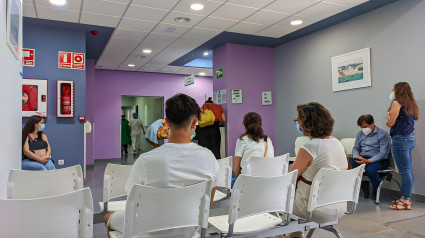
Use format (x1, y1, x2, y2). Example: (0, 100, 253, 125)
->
(262, 91, 272, 105)
(184, 74, 194, 86)
(213, 89, 226, 104)
(232, 89, 242, 104)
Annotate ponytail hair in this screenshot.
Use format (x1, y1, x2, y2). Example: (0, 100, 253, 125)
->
(239, 112, 267, 142)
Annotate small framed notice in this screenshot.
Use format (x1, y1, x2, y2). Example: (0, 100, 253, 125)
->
(231, 89, 242, 104)
(262, 91, 272, 105)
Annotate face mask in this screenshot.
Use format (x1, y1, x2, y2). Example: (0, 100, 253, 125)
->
(39, 124, 45, 132)
(362, 127, 372, 135)
(296, 122, 304, 135)
(389, 91, 395, 101)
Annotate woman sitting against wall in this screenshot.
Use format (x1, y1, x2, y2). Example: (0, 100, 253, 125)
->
(22, 115, 55, 171)
(288, 102, 348, 238)
(233, 112, 274, 176)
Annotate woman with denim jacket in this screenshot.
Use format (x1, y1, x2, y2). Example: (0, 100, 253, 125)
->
(386, 82, 419, 210)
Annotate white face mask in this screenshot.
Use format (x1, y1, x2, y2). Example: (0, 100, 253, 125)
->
(389, 91, 395, 101)
(362, 127, 372, 135)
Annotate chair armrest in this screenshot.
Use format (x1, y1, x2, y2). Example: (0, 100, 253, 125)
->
(378, 169, 395, 173)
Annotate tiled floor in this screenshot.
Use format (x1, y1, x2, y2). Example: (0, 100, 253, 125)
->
(86, 155, 425, 238)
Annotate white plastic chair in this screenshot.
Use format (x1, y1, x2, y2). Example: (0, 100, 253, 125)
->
(99, 163, 132, 212)
(288, 136, 310, 162)
(340, 138, 356, 155)
(213, 156, 232, 202)
(0, 187, 93, 238)
(245, 153, 289, 177)
(109, 180, 214, 238)
(303, 165, 365, 238)
(208, 171, 298, 237)
(7, 165, 83, 199)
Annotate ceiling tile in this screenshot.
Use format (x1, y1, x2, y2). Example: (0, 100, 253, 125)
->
(135, 32, 180, 54)
(23, 0, 34, 5)
(132, 0, 180, 10)
(227, 22, 267, 35)
(196, 17, 238, 31)
(118, 18, 158, 32)
(23, 4, 37, 18)
(36, 6, 79, 23)
(35, 0, 83, 11)
(82, 0, 128, 17)
(244, 9, 291, 25)
(149, 54, 177, 65)
(264, 0, 320, 14)
(117, 58, 150, 71)
(107, 0, 131, 4)
(210, 3, 258, 21)
(80, 12, 121, 28)
(255, 26, 296, 38)
(226, 0, 275, 9)
(139, 64, 164, 72)
(172, 0, 224, 16)
(152, 23, 192, 36)
(297, 1, 350, 19)
(325, 0, 369, 7)
(124, 5, 169, 22)
(113, 28, 150, 40)
(274, 15, 320, 29)
(184, 27, 222, 39)
(161, 11, 205, 27)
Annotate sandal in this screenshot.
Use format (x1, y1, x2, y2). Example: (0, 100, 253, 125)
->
(389, 201, 411, 210)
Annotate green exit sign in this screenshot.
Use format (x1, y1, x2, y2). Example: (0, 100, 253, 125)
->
(216, 68, 223, 79)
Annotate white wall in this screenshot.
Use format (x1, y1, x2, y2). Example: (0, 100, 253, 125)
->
(274, 0, 425, 196)
(0, 0, 22, 198)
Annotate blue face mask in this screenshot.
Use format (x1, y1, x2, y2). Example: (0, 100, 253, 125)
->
(296, 122, 303, 135)
(39, 124, 45, 132)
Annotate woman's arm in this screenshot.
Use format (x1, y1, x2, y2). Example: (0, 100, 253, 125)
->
(234, 156, 242, 176)
(221, 112, 226, 123)
(23, 139, 47, 163)
(140, 122, 146, 134)
(288, 148, 313, 179)
(386, 101, 401, 127)
(41, 133, 51, 159)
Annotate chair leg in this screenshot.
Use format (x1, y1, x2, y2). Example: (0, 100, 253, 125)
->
(375, 180, 384, 204)
(200, 228, 206, 238)
(306, 228, 316, 238)
(321, 226, 343, 238)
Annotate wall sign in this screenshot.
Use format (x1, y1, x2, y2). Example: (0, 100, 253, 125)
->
(23, 48, 35, 67)
(262, 91, 272, 105)
(216, 68, 223, 79)
(184, 74, 195, 86)
(58, 51, 85, 70)
(231, 89, 242, 104)
(213, 89, 226, 104)
(22, 78, 48, 117)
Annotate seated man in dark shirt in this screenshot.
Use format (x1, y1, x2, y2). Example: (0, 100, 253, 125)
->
(350, 114, 391, 199)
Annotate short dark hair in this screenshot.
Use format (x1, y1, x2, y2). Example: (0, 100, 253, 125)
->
(297, 102, 334, 138)
(166, 94, 201, 129)
(357, 114, 374, 126)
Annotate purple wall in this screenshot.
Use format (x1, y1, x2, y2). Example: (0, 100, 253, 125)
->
(213, 43, 275, 157)
(86, 62, 213, 162)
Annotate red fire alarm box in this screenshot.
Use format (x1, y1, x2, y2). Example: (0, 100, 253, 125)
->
(57, 80, 75, 118)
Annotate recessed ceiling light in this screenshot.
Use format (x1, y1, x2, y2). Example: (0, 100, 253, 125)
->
(166, 27, 177, 33)
(199, 72, 206, 76)
(190, 3, 204, 11)
(128, 64, 135, 67)
(203, 51, 209, 56)
(49, 0, 66, 6)
(175, 17, 191, 23)
(290, 20, 303, 26)
(142, 49, 152, 54)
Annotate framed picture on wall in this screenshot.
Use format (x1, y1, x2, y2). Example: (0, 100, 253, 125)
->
(22, 79, 48, 117)
(6, 0, 22, 59)
(331, 48, 371, 92)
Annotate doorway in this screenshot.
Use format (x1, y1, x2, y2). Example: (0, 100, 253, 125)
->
(121, 95, 164, 164)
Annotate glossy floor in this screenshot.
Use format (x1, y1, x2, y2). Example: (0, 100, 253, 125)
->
(87, 156, 425, 238)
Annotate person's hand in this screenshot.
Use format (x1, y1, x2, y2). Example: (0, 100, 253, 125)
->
(355, 156, 370, 164)
(386, 112, 391, 121)
(39, 156, 49, 164)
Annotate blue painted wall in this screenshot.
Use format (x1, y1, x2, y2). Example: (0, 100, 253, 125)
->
(22, 24, 86, 169)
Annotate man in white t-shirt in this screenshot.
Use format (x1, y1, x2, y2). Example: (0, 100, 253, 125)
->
(129, 113, 146, 154)
(105, 94, 218, 237)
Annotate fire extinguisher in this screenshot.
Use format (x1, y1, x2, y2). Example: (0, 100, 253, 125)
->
(61, 83, 71, 115)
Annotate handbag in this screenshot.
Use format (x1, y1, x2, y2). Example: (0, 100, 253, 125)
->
(198, 104, 215, 128)
(157, 126, 169, 140)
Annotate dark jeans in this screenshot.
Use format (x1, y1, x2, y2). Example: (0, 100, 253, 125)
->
(391, 134, 416, 199)
(197, 122, 221, 159)
(349, 157, 389, 192)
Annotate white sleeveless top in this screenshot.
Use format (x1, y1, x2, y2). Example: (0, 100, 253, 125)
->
(293, 137, 349, 223)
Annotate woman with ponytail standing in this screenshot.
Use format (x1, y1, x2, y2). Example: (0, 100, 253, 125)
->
(387, 82, 419, 210)
(234, 112, 274, 176)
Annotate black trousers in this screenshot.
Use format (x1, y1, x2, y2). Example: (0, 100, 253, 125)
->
(197, 122, 221, 159)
